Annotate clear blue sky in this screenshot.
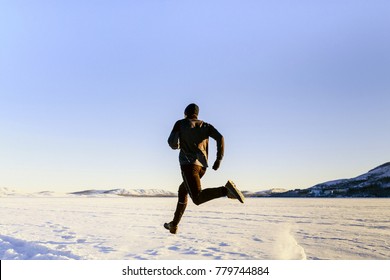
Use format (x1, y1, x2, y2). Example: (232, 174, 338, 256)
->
(1, 0, 389, 193)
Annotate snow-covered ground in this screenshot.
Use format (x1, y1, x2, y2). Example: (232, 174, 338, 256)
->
(1, 196, 389, 260)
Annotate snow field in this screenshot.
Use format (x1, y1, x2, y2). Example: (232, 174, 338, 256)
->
(1, 197, 389, 260)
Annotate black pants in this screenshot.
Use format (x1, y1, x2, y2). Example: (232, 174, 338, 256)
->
(171, 164, 227, 226)
(179, 164, 227, 205)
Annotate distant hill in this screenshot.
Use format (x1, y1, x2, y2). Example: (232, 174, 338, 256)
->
(243, 188, 289, 197)
(69, 188, 176, 197)
(0, 187, 176, 198)
(0, 187, 26, 197)
(272, 162, 390, 198)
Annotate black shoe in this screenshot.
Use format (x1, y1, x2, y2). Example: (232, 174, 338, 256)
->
(225, 180, 245, 203)
(164, 222, 178, 234)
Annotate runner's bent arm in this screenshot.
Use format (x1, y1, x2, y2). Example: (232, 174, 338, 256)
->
(209, 125, 224, 170)
(168, 120, 181, 150)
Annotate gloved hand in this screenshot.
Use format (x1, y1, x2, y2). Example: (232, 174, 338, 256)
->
(212, 159, 222, 170)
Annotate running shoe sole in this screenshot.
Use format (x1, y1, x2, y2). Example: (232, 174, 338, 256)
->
(225, 180, 245, 203)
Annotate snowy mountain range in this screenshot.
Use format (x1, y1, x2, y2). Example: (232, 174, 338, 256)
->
(0, 187, 175, 198)
(1, 162, 389, 198)
(243, 188, 289, 197)
(69, 188, 176, 197)
(271, 162, 390, 198)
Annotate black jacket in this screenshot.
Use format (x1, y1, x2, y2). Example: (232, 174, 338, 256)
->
(168, 118, 224, 168)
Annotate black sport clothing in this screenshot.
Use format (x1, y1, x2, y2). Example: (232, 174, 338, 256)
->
(167, 115, 228, 229)
(168, 118, 224, 168)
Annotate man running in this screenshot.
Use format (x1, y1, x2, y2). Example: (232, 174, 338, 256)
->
(164, 103, 244, 234)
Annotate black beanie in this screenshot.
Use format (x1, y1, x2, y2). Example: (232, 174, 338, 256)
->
(184, 103, 199, 118)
